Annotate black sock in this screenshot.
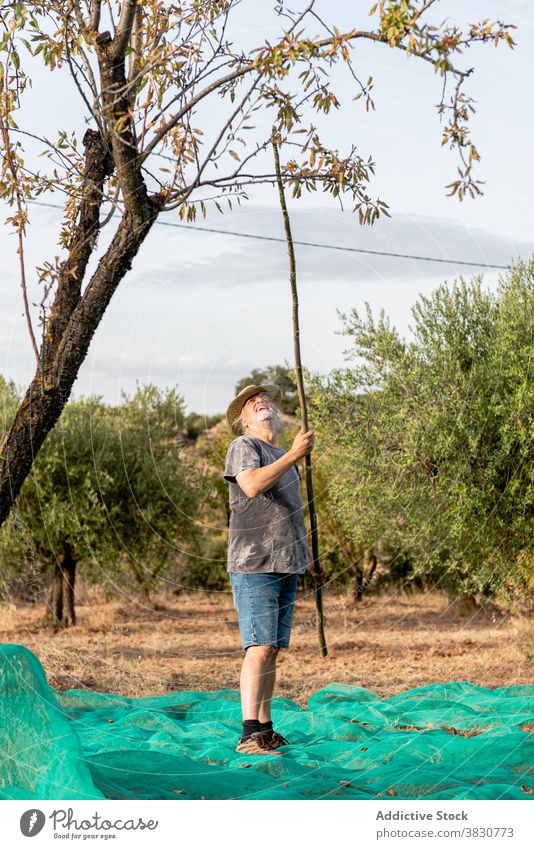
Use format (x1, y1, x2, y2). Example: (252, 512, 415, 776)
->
(258, 720, 273, 739)
(242, 719, 260, 740)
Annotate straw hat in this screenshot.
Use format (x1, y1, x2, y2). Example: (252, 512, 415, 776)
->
(226, 384, 282, 435)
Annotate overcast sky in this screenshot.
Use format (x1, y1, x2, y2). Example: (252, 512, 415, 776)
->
(2, 0, 533, 415)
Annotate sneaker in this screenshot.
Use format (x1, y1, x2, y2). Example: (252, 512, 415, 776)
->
(270, 731, 290, 749)
(235, 731, 282, 756)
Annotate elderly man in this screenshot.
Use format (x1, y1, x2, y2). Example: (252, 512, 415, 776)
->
(224, 383, 325, 756)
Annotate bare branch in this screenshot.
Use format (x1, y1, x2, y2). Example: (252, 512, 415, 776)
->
(139, 28, 397, 166)
(64, 38, 104, 135)
(140, 0, 319, 163)
(113, 0, 138, 59)
(70, 1, 87, 36)
(73, 42, 101, 105)
(99, 184, 121, 228)
(90, 0, 102, 34)
(140, 64, 254, 164)
(0, 57, 40, 368)
(149, 57, 234, 127)
(1, 141, 40, 367)
(127, 2, 144, 86)
(163, 70, 263, 210)
(411, 0, 441, 26)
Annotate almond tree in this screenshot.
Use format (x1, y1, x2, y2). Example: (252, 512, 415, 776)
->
(0, 0, 515, 527)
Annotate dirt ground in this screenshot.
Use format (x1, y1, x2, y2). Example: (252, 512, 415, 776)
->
(0, 588, 532, 705)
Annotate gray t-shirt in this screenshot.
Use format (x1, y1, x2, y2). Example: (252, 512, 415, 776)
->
(224, 435, 309, 574)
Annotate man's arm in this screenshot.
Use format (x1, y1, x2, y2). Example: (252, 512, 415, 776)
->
(236, 429, 314, 498)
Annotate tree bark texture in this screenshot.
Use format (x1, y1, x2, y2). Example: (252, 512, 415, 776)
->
(52, 561, 64, 625)
(354, 549, 377, 602)
(48, 543, 77, 626)
(62, 543, 77, 627)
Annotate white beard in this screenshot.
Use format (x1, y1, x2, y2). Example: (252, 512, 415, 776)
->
(249, 405, 279, 428)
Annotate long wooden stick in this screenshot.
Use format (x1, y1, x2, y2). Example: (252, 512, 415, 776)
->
(272, 137, 328, 657)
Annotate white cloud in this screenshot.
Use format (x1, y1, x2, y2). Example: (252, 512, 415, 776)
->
(126, 204, 530, 293)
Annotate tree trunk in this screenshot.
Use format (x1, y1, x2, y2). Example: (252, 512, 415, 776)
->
(62, 543, 77, 626)
(354, 562, 364, 602)
(49, 542, 77, 627)
(354, 549, 377, 602)
(52, 561, 64, 625)
(453, 593, 479, 616)
(127, 554, 153, 604)
(366, 551, 377, 587)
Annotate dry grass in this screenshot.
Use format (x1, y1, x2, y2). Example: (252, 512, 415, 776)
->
(0, 588, 532, 705)
(512, 617, 534, 664)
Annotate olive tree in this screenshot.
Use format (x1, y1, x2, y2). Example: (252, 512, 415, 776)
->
(96, 383, 209, 601)
(0, 384, 209, 623)
(1, 395, 113, 622)
(308, 261, 534, 606)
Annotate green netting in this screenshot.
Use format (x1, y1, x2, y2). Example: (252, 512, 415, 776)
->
(1, 644, 534, 800)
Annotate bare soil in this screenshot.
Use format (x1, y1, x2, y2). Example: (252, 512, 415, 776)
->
(0, 589, 532, 705)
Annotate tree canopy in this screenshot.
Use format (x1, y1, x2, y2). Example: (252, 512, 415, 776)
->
(307, 261, 534, 606)
(0, 383, 209, 619)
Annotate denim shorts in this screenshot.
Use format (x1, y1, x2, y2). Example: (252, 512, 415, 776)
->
(230, 572, 299, 650)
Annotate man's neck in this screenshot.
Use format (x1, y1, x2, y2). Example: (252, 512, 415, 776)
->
(244, 424, 278, 445)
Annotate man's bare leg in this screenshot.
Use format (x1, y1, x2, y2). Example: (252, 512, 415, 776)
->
(240, 645, 277, 720)
(258, 649, 278, 723)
